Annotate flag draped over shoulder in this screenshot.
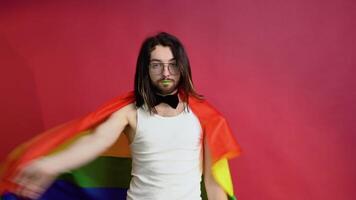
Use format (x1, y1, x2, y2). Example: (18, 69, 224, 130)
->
(0, 91, 241, 200)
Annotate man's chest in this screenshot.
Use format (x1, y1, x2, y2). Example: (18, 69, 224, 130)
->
(125, 102, 188, 144)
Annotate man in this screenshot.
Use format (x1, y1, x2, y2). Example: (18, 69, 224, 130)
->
(0, 32, 241, 200)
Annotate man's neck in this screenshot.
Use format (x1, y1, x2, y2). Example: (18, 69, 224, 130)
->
(156, 89, 178, 96)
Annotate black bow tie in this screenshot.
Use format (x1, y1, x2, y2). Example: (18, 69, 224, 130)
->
(154, 93, 179, 109)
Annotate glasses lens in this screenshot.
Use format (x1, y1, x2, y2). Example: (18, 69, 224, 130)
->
(168, 63, 179, 74)
(149, 62, 179, 74)
(149, 63, 162, 74)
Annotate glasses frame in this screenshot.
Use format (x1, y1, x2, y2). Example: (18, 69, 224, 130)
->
(148, 62, 180, 75)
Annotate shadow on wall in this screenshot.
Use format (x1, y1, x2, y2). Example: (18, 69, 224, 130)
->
(0, 35, 44, 160)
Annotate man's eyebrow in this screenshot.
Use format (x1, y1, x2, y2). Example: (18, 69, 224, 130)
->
(150, 58, 176, 62)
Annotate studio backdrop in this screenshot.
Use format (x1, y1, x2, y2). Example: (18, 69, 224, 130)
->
(0, 1, 355, 200)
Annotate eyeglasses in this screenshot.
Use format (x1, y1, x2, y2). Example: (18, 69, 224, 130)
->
(149, 62, 180, 75)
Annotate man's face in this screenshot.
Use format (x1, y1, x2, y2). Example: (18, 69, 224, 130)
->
(149, 45, 181, 95)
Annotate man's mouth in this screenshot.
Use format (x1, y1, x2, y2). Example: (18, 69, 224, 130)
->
(160, 79, 172, 86)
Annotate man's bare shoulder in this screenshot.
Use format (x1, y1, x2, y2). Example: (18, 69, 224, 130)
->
(111, 103, 137, 118)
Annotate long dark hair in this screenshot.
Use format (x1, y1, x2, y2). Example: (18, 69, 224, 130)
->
(134, 32, 202, 113)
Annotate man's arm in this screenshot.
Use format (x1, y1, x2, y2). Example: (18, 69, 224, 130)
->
(14, 103, 134, 199)
(204, 136, 228, 200)
(38, 104, 132, 173)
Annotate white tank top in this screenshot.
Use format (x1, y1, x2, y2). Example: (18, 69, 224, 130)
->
(126, 106, 203, 200)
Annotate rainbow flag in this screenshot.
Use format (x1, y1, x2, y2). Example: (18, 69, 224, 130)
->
(0, 91, 241, 200)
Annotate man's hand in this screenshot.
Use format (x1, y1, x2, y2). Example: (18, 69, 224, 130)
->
(14, 158, 59, 199)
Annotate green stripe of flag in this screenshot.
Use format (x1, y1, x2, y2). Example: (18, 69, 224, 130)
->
(58, 156, 132, 188)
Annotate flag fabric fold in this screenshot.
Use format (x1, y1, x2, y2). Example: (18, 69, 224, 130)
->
(0, 91, 241, 200)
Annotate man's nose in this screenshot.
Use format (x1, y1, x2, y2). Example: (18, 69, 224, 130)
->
(162, 65, 171, 76)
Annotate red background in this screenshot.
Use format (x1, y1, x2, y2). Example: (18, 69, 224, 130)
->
(1, 1, 355, 199)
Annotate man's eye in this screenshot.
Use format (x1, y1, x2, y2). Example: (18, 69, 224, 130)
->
(168, 63, 177, 68)
(151, 63, 161, 68)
